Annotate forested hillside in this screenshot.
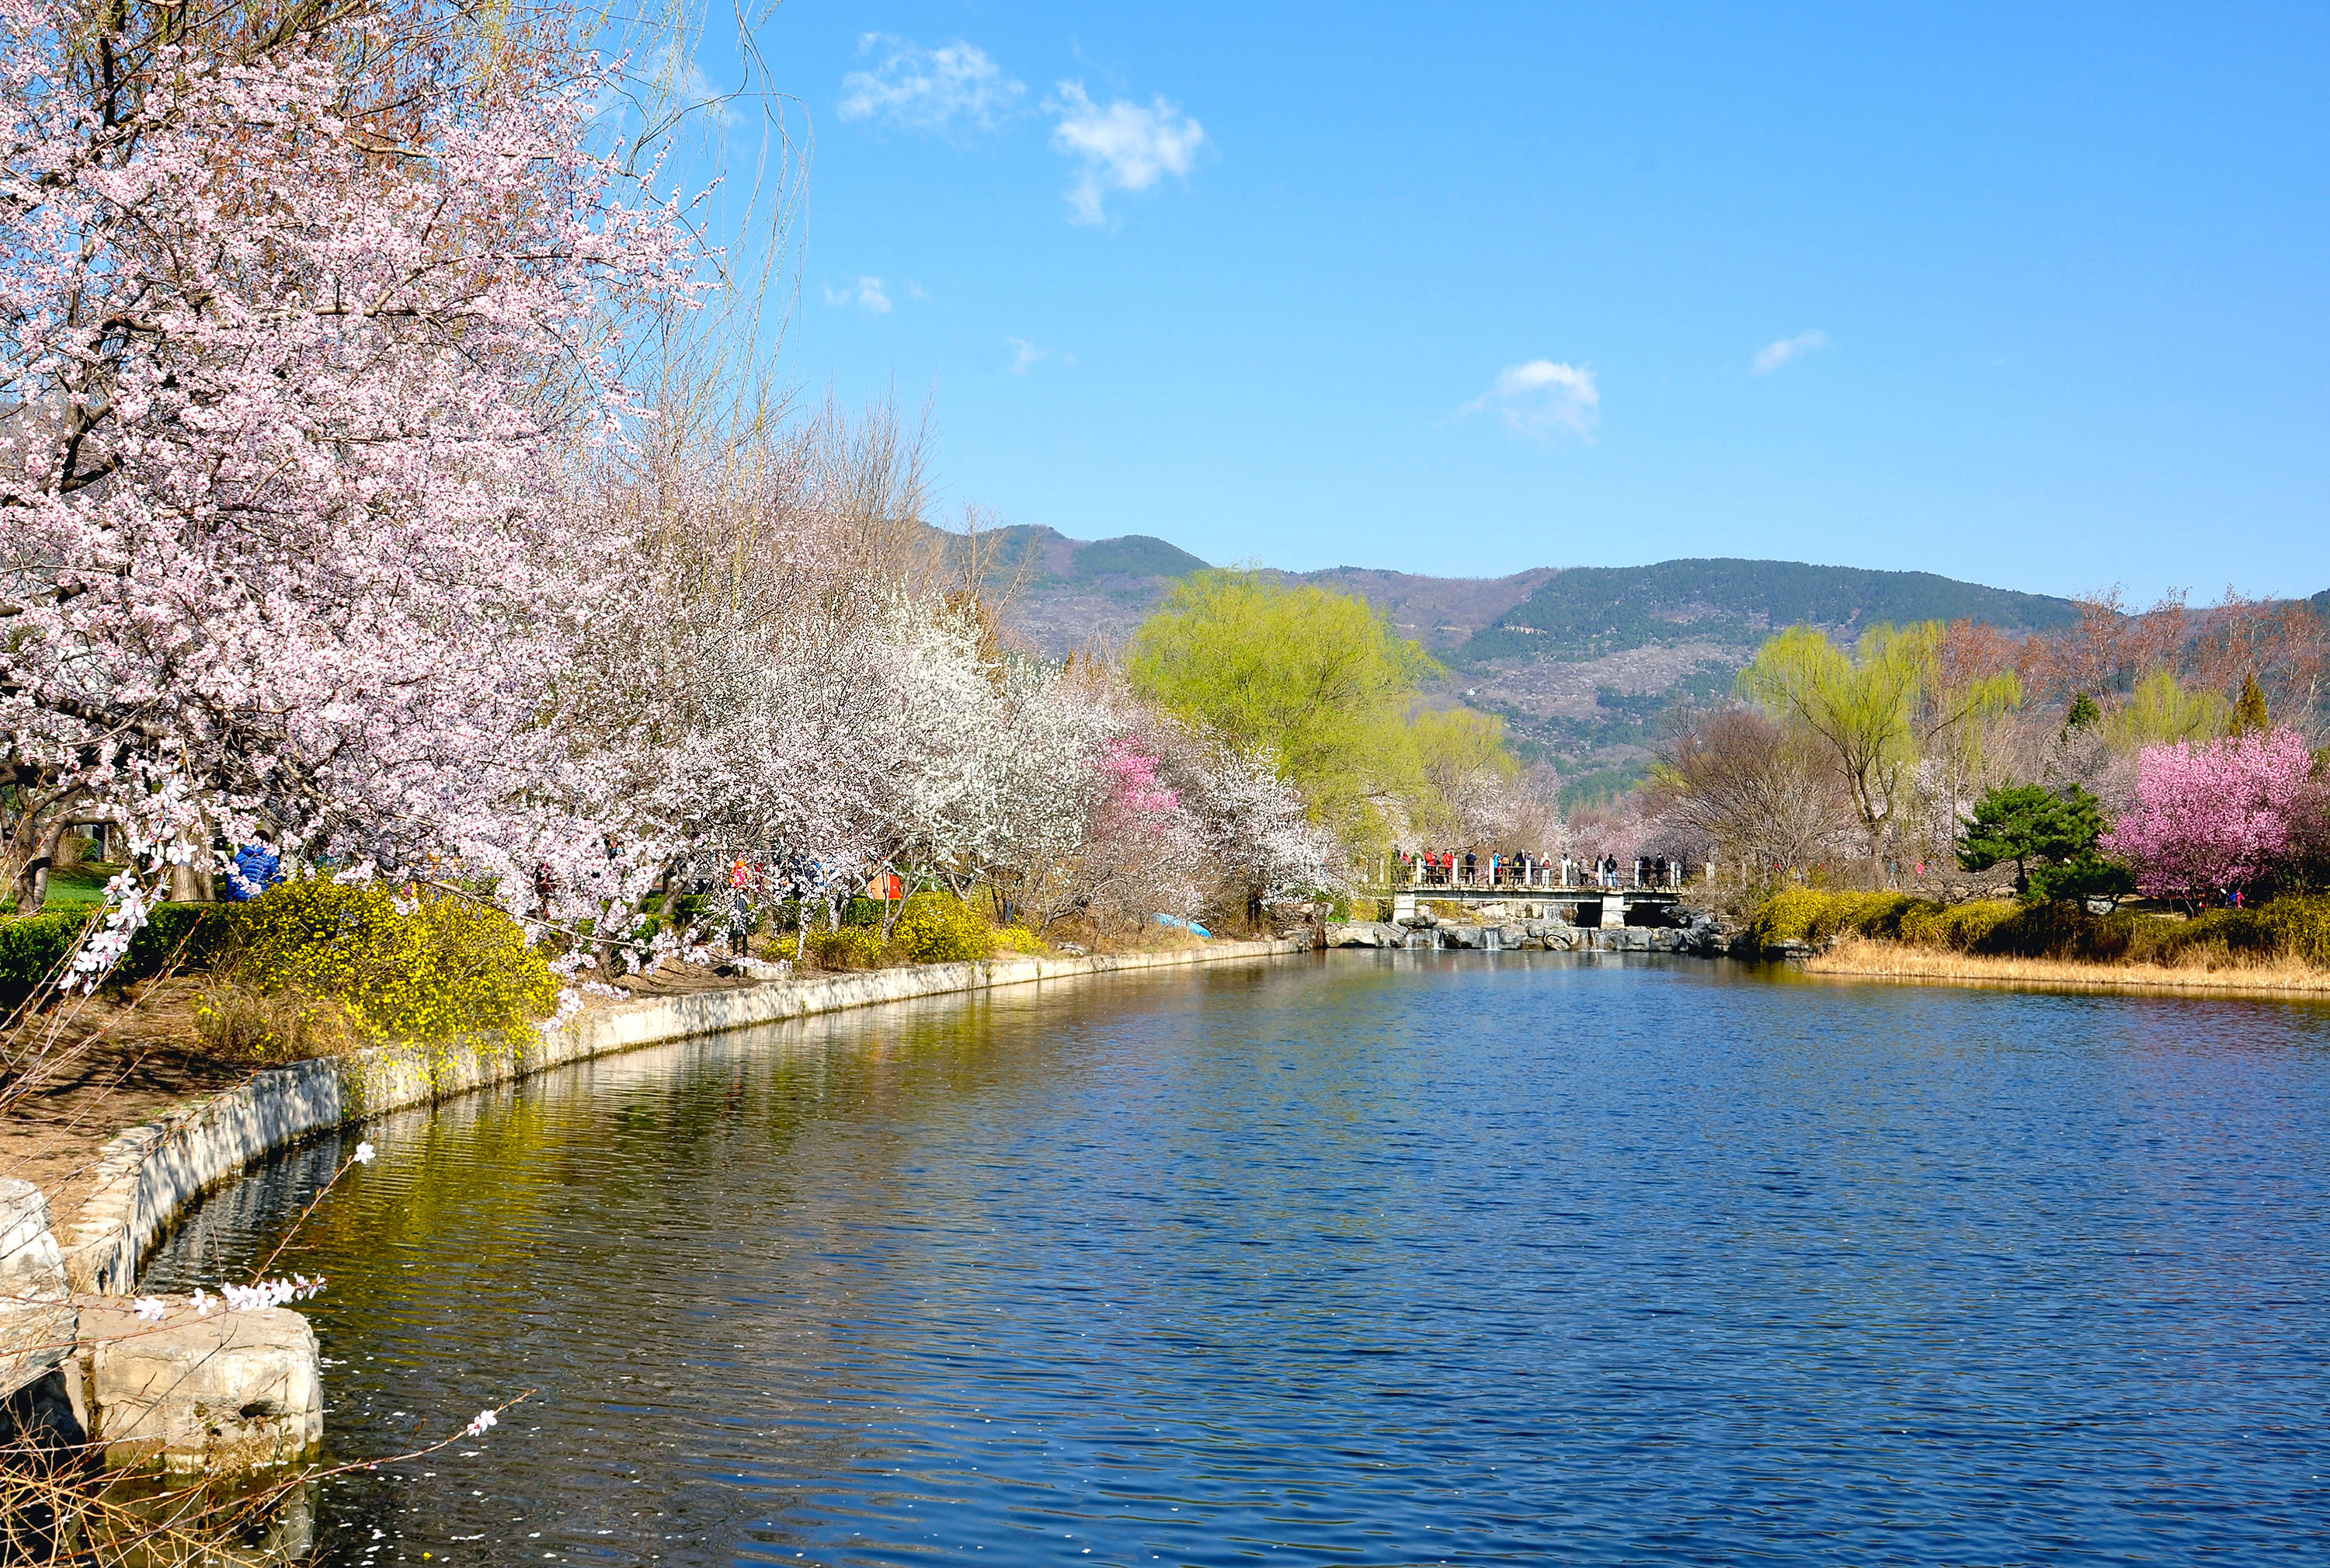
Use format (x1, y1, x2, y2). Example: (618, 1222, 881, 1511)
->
(1449, 561, 2078, 798)
(1460, 560, 2077, 662)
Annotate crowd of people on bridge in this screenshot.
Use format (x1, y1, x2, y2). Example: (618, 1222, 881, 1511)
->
(1399, 849, 1692, 891)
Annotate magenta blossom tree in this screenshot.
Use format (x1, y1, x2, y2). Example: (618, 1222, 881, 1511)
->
(2100, 728, 2316, 906)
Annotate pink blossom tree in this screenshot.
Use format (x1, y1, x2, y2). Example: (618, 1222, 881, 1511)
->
(1099, 739, 1183, 824)
(1045, 734, 1202, 930)
(2100, 728, 2317, 906)
(0, 0, 699, 913)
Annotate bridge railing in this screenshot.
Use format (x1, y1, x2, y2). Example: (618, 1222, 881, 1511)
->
(1367, 859, 1711, 895)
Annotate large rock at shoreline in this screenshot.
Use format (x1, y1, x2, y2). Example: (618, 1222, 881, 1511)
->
(1, 1179, 75, 1403)
(77, 1299, 321, 1475)
(1327, 922, 1406, 948)
(1671, 906, 1734, 954)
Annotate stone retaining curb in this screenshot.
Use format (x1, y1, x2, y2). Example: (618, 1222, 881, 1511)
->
(2, 1177, 74, 1400)
(58, 939, 1306, 1295)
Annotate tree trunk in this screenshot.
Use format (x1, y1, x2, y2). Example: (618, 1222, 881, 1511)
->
(4, 784, 88, 913)
(166, 854, 213, 902)
(12, 853, 52, 915)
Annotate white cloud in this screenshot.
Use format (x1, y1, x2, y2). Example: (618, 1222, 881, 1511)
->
(1005, 336, 1076, 374)
(1459, 360, 1600, 440)
(822, 276, 892, 315)
(839, 35, 1024, 134)
(1753, 329, 1830, 374)
(1045, 82, 1208, 224)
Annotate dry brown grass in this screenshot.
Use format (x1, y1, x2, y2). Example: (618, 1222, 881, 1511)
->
(1092, 924, 1212, 955)
(1806, 933, 2330, 997)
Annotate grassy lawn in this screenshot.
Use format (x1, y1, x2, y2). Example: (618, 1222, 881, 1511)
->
(40, 862, 120, 913)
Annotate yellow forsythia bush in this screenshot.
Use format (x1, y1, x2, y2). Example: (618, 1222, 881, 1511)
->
(809, 926, 888, 971)
(1748, 889, 1922, 947)
(210, 878, 556, 1048)
(888, 892, 996, 964)
(989, 923, 1044, 955)
(1896, 899, 2019, 951)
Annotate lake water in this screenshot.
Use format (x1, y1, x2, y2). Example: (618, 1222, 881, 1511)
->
(143, 952, 2330, 1566)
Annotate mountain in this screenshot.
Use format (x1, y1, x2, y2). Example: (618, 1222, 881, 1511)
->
(1447, 560, 2079, 797)
(968, 526, 2082, 801)
(965, 525, 1554, 655)
(962, 525, 1210, 655)
(1292, 566, 1559, 652)
(1458, 560, 2078, 663)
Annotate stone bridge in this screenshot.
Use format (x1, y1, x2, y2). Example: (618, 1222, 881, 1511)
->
(1385, 887, 1688, 929)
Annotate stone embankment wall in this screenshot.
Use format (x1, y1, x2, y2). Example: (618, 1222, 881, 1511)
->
(5, 1172, 332, 1481)
(57, 939, 1305, 1297)
(1, 1179, 73, 1405)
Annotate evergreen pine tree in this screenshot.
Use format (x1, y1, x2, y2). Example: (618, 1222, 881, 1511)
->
(2231, 673, 2270, 735)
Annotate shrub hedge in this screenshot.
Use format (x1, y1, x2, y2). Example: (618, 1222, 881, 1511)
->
(2262, 895, 2330, 967)
(1747, 888, 2330, 969)
(632, 892, 712, 944)
(0, 902, 224, 1007)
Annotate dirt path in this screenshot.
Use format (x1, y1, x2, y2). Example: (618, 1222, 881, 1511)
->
(1, 979, 260, 1222)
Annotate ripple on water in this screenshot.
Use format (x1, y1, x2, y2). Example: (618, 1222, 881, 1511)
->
(142, 954, 2330, 1566)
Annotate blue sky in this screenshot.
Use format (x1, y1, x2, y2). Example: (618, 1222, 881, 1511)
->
(669, 2, 2329, 603)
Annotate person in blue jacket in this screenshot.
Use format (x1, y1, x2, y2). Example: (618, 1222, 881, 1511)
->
(225, 842, 283, 901)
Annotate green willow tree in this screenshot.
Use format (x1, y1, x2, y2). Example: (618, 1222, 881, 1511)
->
(1409, 706, 1521, 842)
(1739, 622, 2021, 869)
(1125, 570, 1442, 850)
(2105, 669, 2231, 750)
